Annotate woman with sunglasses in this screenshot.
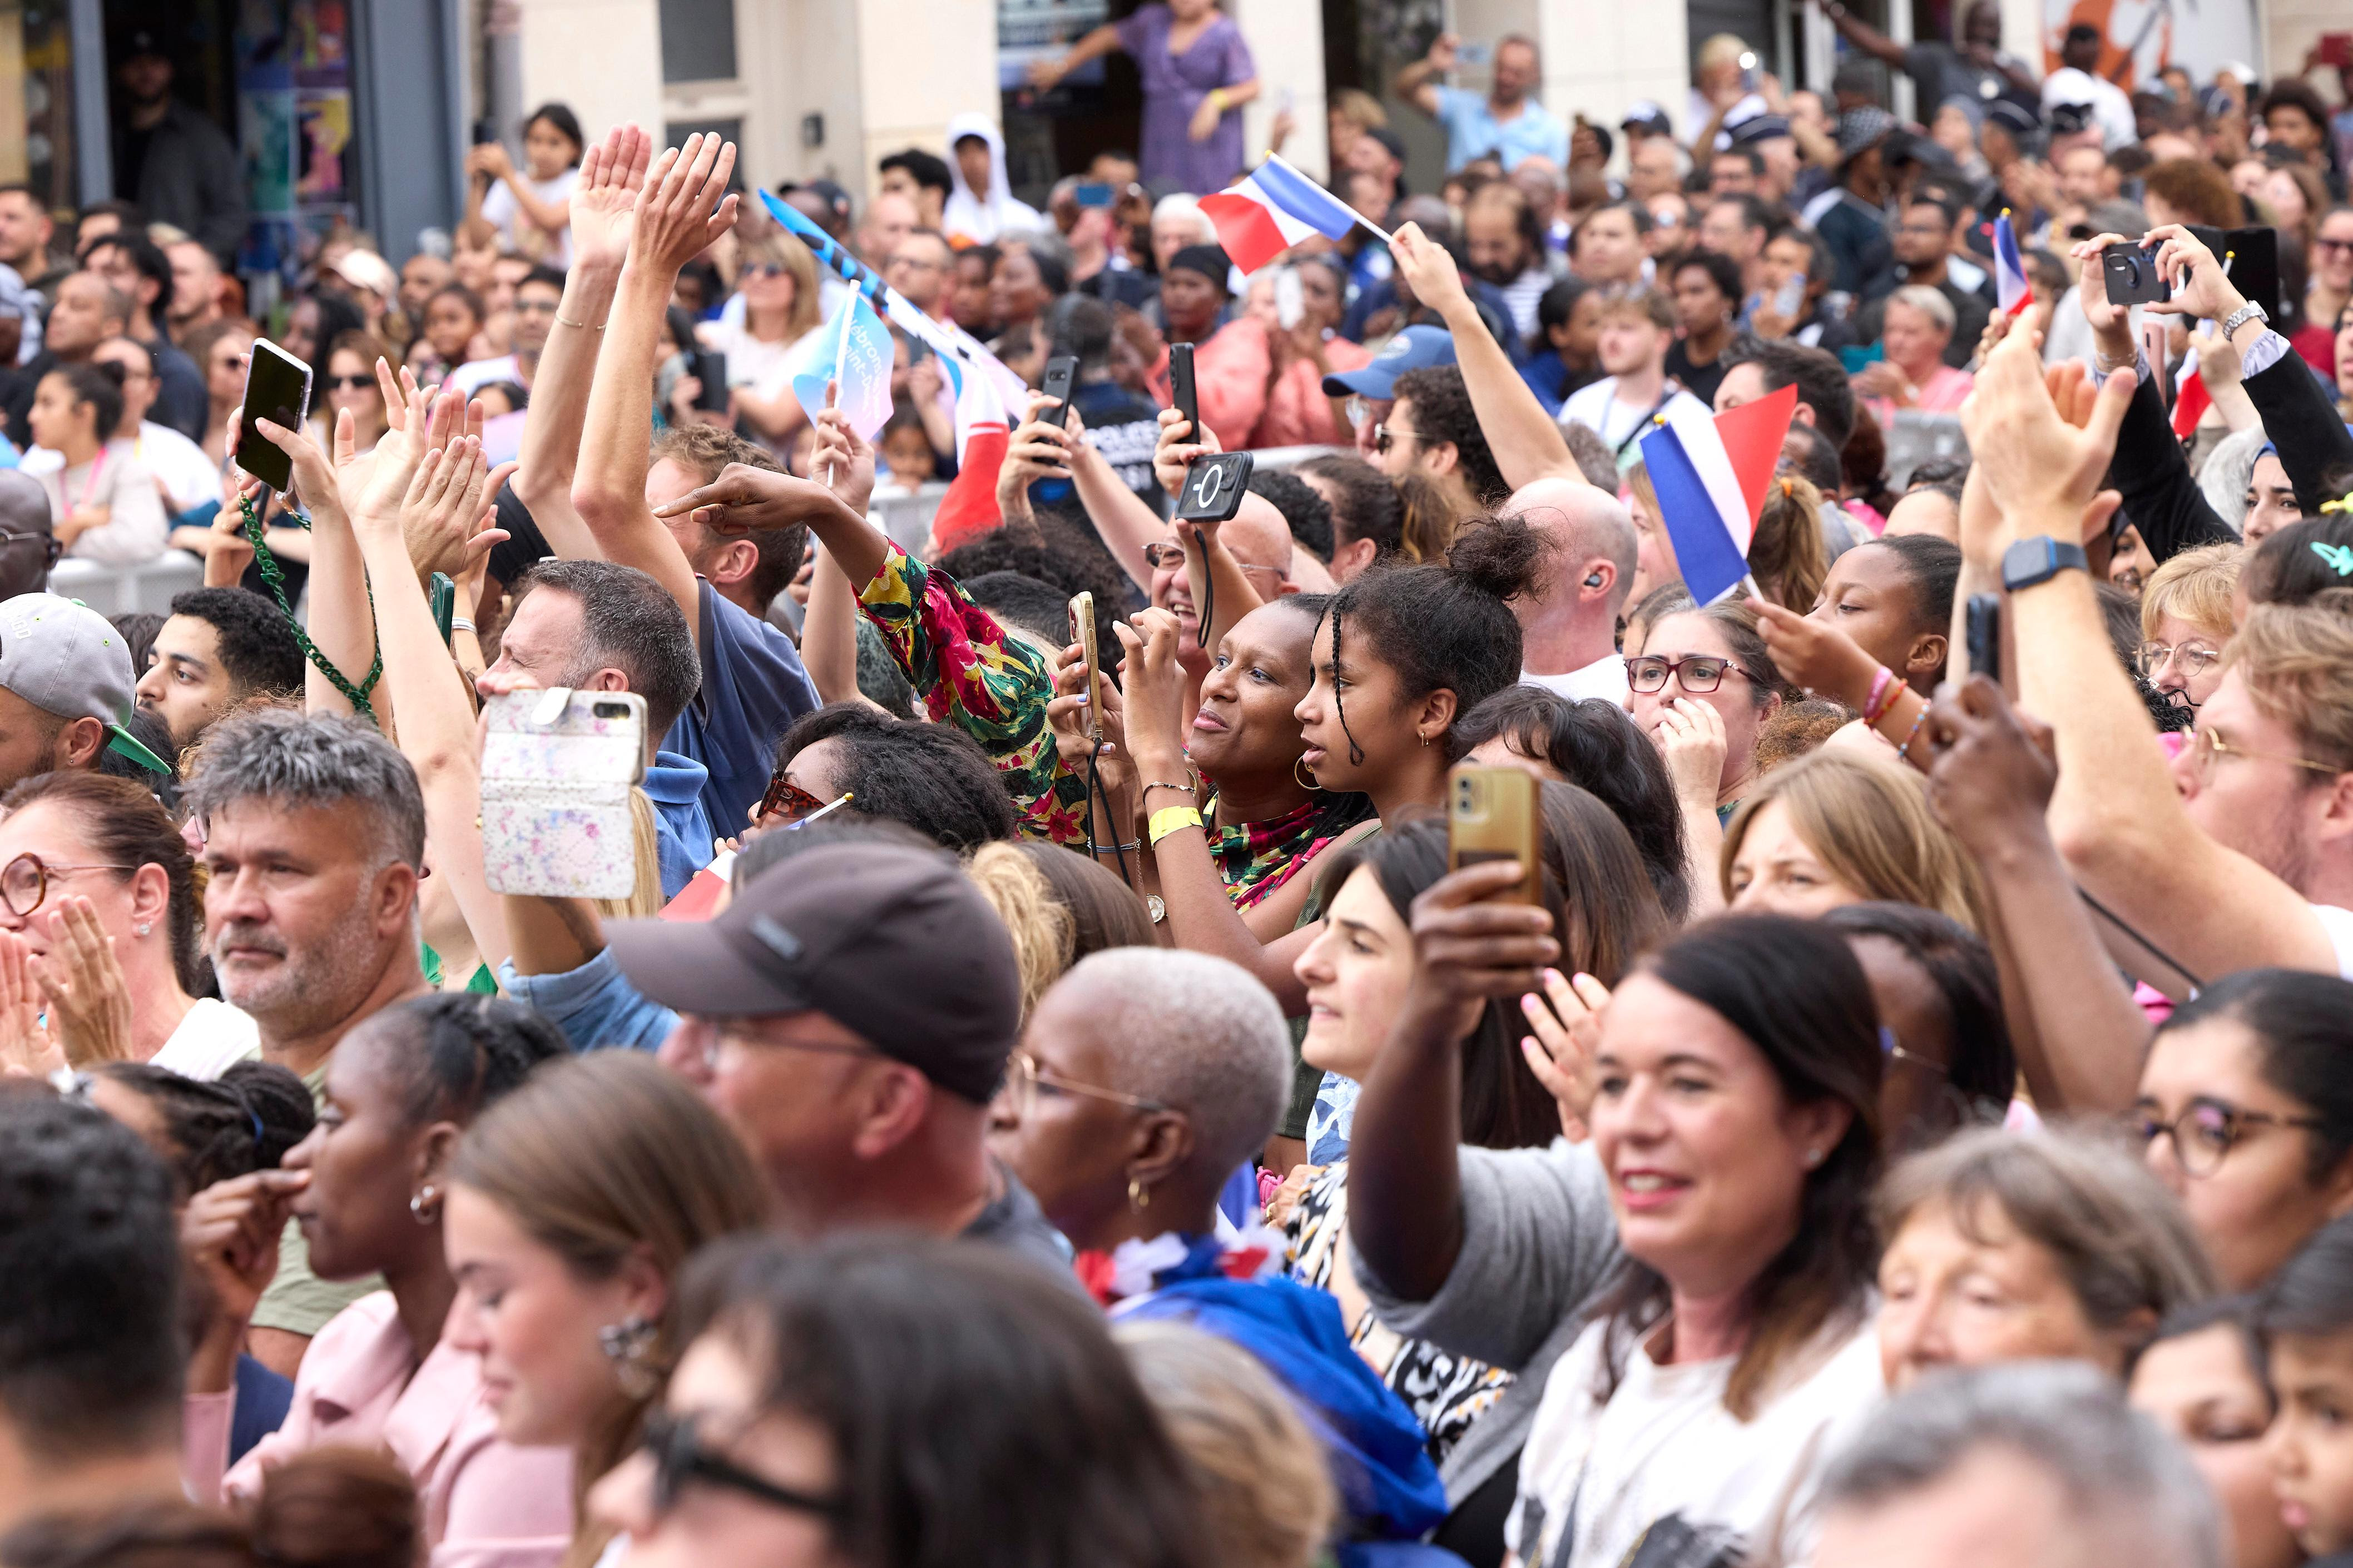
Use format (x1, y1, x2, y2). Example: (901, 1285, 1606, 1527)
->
(706, 231, 824, 452)
(321, 331, 393, 455)
(180, 994, 572, 1560)
(587, 1232, 1210, 1568)
(443, 1051, 770, 1566)
(2134, 968, 2353, 1291)
(0, 771, 252, 1075)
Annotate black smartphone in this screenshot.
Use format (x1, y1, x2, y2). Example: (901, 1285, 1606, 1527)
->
(1174, 451, 1254, 524)
(1168, 341, 1199, 445)
(2102, 245, 2171, 306)
(1965, 592, 2002, 684)
(235, 338, 313, 494)
(691, 349, 729, 412)
(1041, 354, 1078, 428)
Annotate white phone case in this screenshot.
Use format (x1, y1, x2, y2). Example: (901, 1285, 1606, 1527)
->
(480, 688, 648, 900)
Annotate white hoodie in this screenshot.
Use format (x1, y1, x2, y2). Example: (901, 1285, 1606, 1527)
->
(941, 112, 1043, 246)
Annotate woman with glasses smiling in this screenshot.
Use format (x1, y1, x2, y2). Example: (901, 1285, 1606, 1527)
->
(2134, 968, 2353, 1291)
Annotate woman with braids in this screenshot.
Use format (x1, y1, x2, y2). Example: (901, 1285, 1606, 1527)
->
(0, 771, 252, 1075)
(179, 994, 574, 1563)
(84, 1059, 315, 1465)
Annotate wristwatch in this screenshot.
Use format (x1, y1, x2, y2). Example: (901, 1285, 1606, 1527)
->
(2217, 300, 2268, 339)
(2000, 537, 2088, 593)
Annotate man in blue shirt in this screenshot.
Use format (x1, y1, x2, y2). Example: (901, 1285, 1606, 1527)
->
(1393, 31, 1569, 173)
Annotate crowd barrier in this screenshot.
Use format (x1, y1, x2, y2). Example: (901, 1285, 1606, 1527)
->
(51, 552, 210, 618)
(1884, 413, 1968, 492)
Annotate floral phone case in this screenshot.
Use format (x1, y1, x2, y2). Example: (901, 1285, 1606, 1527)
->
(480, 688, 648, 900)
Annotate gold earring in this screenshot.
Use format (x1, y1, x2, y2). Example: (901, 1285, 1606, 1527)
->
(1419, 730, 1431, 748)
(1294, 757, 1322, 791)
(1128, 1177, 1151, 1211)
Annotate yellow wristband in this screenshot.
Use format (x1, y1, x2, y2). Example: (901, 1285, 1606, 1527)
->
(1206, 88, 1227, 112)
(1148, 806, 1205, 846)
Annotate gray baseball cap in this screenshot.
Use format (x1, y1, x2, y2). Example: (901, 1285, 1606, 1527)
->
(0, 593, 170, 773)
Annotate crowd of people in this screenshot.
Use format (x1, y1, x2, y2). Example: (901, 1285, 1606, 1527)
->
(0, 8, 2349, 1568)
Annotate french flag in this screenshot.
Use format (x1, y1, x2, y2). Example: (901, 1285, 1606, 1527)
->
(1636, 384, 1798, 606)
(1993, 212, 2033, 317)
(1198, 154, 1374, 275)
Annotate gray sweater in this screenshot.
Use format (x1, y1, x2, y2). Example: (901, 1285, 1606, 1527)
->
(1351, 1139, 1627, 1507)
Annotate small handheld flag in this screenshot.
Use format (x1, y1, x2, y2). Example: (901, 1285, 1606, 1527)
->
(790, 292, 895, 444)
(1636, 384, 1799, 606)
(1198, 153, 1389, 275)
(1993, 212, 2033, 318)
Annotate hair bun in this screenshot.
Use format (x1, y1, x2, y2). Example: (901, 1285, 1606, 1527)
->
(1444, 513, 1548, 603)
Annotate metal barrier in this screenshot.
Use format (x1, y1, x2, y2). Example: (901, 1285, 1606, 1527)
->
(50, 552, 209, 617)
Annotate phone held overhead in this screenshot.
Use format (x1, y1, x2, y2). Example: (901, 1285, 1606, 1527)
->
(235, 339, 314, 494)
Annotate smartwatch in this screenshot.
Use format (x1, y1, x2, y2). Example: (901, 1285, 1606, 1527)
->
(2000, 537, 2089, 593)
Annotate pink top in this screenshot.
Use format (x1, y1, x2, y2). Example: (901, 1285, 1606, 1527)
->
(186, 1292, 574, 1568)
(1250, 337, 1373, 449)
(1866, 364, 1974, 427)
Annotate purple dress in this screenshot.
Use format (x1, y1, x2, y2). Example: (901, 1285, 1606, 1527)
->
(1117, 4, 1256, 195)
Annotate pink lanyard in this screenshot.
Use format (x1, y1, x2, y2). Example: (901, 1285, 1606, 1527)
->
(77, 445, 108, 509)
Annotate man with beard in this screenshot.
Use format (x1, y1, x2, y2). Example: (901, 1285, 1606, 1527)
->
(1463, 183, 1557, 344)
(1394, 31, 1568, 173)
(109, 34, 245, 263)
(184, 707, 431, 1375)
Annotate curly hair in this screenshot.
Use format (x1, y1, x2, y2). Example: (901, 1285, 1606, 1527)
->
(1391, 365, 1505, 505)
(166, 588, 305, 699)
(776, 703, 1022, 851)
(1246, 469, 1335, 563)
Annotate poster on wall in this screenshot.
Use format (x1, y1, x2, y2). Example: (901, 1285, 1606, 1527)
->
(2042, 0, 2259, 92)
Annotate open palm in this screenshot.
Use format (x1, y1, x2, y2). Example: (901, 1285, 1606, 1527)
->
(571, 123, 650, 272)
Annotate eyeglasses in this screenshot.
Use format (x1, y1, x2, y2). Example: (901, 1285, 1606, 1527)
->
(1343, 394, 1373, 430)
(0, 853, 134, 919)
(2186, 725, 2340, 782)
(2132, 1096, 2324, 1178)
(1000, 1048, 1168, 1120)
(1627, 655, 1750, 696)
(513, 297, 560, 315)
(755, 776, 856, 829)
(1370, 423, 1426, 456)
(887, 254, 945, 273)
(2133, 639, 2221, 682)
(2316, 237, 2353, 255)
(640, 1409, 848, 1522)
(1140, 540, 1284, 582)
(742, 263, 789, 281)
(324, 374, 375, 391)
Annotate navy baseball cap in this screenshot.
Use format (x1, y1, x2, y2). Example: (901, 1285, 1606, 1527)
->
(1322, 324, 1457, 399)
(1621, 101, 1673, 136)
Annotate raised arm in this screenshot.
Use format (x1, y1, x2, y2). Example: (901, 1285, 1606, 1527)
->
(514, 124, 648, 562)
(1809, 0, 1909, 68)
(1390, 221, 1580, 492)
(571, 133, 741, 645)
(1966, 319, 2342, 982)
(1026, 22, 1125, 91)
(1389, 32, 1455, 118)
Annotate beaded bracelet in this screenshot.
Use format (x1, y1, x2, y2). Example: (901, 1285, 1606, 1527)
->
(1894, 706, 1931, 763)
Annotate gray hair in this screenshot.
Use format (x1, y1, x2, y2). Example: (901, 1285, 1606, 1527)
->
(1063, 948, 1290, 1176)
(1150, 194, 1215, 245)
(184, 708, 425, 869)
(2196, 421, 2271, 533)
(515, 559, 702, 736)
(999, 226, 1076, 280)
(1886, 284, 1956, 335)
(1823, 1361, 2225, 1568)
(1878, 1126, 2215, 1347)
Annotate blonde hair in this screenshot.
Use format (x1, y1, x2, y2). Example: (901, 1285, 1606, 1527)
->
(1697, 32, 1751, 71)
(2227, 595, 2353, 772)
(1752, 473, 1830, 613)
(1391, 468, 1469, 562)
(1721, 748, 1987, 930)
(963, 841, 1075, 1021)
(1116, 1322, 1336, 1568)
(1331, 87, 1388, 133)
(592, 788, 664, 921)
(739, 230, 824, 343)
(2139, 542, 2242, 643)
(448, 1054, 770, 1565)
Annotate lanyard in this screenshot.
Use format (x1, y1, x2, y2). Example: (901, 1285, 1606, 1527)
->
(1612, 389, 1673, 459)
(76, 444, 109, 509)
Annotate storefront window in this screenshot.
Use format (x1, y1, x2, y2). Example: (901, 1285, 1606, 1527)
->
(235, 0, 358, 286)
(2, 1, 80, 212)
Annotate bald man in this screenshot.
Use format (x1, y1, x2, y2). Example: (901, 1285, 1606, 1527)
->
(1147, 493, 1300, 647)
(1496, 476, 1637, 702)
(0, 473, 58, 599)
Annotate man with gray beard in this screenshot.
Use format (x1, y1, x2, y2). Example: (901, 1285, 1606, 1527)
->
(182, 707, 432, 1377)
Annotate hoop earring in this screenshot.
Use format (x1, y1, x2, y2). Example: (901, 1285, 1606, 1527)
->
(1128, 1177, 1151, 1212)
(1294, 756, 1322, 792)
(408, 1185, 439, 1225)
(599, 1316, 662, 1400)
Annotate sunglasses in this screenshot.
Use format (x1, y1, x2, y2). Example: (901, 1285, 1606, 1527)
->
(1370, 423, 1425, 456)
(324, 374, 375, 391)
(640, 1409, 847, 1522)
(754, 775, 854, 829)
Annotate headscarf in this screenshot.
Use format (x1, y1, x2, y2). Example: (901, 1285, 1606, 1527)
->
(942, 112, 1044, 246)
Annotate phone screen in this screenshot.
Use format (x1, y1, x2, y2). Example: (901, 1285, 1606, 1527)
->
(692, 350, 730, 411)
(235, 340, 313, 493)
(1073, 182, 1114, 209)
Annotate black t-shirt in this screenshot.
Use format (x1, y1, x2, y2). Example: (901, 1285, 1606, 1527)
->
(1664, 341, 1728, 406)
(118, 125, 157, 201)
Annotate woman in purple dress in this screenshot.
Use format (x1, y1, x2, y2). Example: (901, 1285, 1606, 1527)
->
(1029, 0, 1261, 195)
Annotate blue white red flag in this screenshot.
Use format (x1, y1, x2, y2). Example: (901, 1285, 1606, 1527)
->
(1198, 154, 1383, 274)
(1637, 384, 1798, 606)
(1993, 212, 2033, 317)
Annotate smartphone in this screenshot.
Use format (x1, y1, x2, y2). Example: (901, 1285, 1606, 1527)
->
(1168, 341, 1199, 446)
(480, 688, 649, 900)
(1069, 592, 1102, 744)
(1457, 39, 1493, 66)
(2103, 245, 2171, 305)
(1174, 451, 1254, 524)
(691, 349, 730, 412)
(429, 572, 456, 646)
(1275, 267, 1305, 331)
(1073, 182, 1115, 209)
(1839, 342, 1884, 375)
(1041, 354, 1078, 443)
(1964, 592, 2002, 686)
(1771, 273, 1806, 319)
(235, 338, 313, 493)
(1447, 765, 1538, 904)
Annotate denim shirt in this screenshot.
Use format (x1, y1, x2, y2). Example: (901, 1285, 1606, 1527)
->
(497, 949, 679, 1054)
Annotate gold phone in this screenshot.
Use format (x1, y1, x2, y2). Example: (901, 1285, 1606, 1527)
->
(1069, 592, 1101, 744)
(1447, 764, 1538, 904)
